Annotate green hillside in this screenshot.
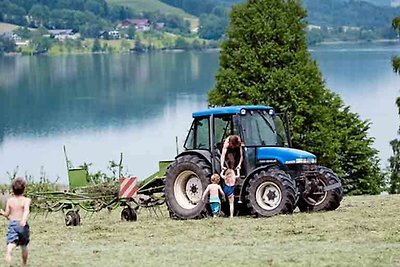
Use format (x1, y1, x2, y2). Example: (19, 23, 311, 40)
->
(108, 0, 198, 29)
(0, 22, 20, 34)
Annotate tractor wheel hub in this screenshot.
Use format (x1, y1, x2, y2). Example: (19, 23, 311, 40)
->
(185, 177, 202, 204)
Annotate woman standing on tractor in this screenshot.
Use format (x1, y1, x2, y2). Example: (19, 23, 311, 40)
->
(220, 135, 243, 171)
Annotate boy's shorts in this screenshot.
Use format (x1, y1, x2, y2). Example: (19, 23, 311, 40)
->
(6, 220, 30, 247)
(223, 184, 235, 198)
(210, 202, 221, 215)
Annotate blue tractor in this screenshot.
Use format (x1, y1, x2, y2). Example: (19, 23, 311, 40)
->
(164, 105, 343, 219)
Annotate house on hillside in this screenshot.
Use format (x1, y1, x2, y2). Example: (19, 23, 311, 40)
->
(119, 19, 151, 32)
(155, 23, 165, 30)
(48, 29, 78, 40)
(1, 32, 29, 46)
(108, 30, 120, 39)
(98, 30, 121, 39)
(306, 25, 321, 31)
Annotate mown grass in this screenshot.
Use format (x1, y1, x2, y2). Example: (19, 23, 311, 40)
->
(0, 194, 399, 266)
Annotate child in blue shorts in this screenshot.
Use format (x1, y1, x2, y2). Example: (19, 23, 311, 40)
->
(202, 174, 225, 217)
(221, 169, 240, 218)
(0, 178, 31, 267)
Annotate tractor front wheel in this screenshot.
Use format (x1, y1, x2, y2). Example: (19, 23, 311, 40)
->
(165, 155, 211, 219)
(297, 166, 343, 212)
(245, 169, 296, 217)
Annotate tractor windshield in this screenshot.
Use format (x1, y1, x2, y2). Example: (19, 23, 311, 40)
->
(241, 110, 277, 146)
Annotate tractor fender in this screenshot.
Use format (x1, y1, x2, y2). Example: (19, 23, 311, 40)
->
(239, 163, 287, 201)
(175, 150, 212, 166)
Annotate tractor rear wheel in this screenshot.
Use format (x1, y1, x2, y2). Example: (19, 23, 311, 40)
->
(297, 166, 343, 212)
(245, 169, 296, 217)
(165, 155, 211, 219)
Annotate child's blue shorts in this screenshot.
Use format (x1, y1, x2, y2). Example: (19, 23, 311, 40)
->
(6, 220, 30, 246)
(210, 202, 221, 215)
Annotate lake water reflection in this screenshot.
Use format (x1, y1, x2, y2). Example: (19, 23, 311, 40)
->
(0, 43, 399, 183)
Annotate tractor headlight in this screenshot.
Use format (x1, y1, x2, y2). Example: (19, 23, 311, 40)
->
(286, 158, 317, 164)
(240, 108, 246, 115)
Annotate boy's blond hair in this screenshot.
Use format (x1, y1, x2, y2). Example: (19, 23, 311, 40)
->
(211, 174, 220, 184)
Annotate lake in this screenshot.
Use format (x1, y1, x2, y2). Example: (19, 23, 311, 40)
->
(0, 42, 399, 183)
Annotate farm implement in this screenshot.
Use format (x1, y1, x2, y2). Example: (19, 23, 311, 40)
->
(29, 148, 169, 226)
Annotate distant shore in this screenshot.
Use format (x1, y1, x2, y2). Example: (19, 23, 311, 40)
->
(2, 38, 398, 57)
(315, 38, 399, 46)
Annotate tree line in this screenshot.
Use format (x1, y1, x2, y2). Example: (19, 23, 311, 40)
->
(0, 0, 190, 38)
(162, 0, 400, 42)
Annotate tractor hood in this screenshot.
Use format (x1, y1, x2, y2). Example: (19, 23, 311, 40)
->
(256, 147, 317, 165)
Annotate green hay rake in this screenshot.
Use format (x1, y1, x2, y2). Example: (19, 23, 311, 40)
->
(29, 147, 170, 226)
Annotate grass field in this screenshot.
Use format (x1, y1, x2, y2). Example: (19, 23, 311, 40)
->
(0, 22, 20, 34)
(107, 0, 199, 30)
(0, 194, 399, 266)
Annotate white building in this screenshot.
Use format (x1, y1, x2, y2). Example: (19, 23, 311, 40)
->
(48, 29, 78, 40)
(108, 30, 120, 39)
(391, 0, 400, 7)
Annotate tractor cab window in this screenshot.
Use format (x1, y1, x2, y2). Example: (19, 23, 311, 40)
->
(184, 117, 210, 150)
(274, 114, 289, 147)
(184, 121, 195, 150)
(241, 110, 277, 146)
(214, 115, 233, 150)
(196, 117, 210, 149)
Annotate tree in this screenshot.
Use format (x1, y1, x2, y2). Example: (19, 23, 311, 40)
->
(31, 36, 53, 53)
(208, 0, 383, 194)
(174, 37, 189, 49)
(388, 17, 400, 193)
(126, 26, 136, 40)
(92, 38, 101, 52)
(13, 27, 32, 39)
(199, 14, 228, 40)
(28, 4, 50, 27)
(0, 36, 16, 55)
(133, 37, 146, 52)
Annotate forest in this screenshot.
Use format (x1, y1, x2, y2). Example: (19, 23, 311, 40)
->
(0, 0, 191, 38)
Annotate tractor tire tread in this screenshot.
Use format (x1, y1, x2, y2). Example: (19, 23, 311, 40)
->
(244, 169, 296, 217)
(165, 155, 211, 220)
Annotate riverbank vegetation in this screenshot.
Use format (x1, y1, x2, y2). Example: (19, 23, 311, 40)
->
(2, 30, 217, 56)
(0, 194, 398, 266)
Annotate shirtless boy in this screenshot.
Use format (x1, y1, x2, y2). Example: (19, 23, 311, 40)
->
(0, 178, 31, 267)
(202, 174, 225, 217)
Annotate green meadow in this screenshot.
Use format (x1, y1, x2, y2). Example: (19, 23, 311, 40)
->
(0, 194, 399, 266)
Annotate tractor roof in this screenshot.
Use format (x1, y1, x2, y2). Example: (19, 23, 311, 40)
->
(192, 105, 273, 118)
